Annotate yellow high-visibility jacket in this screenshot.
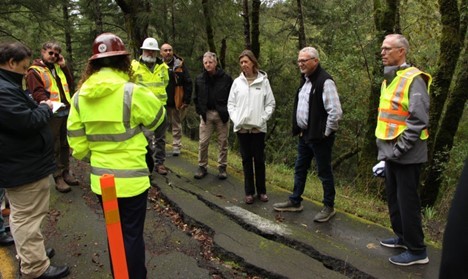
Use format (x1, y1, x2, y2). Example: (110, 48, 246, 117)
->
(67, 68, 165, 197)
(376, 66, 431, 140)
(131, 59, 169, 104)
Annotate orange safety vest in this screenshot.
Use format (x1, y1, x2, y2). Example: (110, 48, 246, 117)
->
(29, 65, 71, 104)
(375, 67, 431, 140)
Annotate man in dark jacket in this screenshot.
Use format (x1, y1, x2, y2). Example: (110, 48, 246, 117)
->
(160, 43, 193, 156)
(193, 51, 233, 179)
(273, 47, 342, 223)
(0, 42, 69, 279)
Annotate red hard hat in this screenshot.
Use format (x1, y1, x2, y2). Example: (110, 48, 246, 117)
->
(89, 33, 129, 60)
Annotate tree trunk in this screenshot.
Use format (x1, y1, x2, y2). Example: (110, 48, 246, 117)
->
(220, 37, 227, 69)
(92, 0, 103, 37)
(62, 0, 75, 92)
(422, 36, 466, 207)
(242, 0, 251, 50)
(296, 0, 306, 50)
(356, 0, 399, 191)
(202, 0, 216, 53)
(427, 0, 461, 157)
(115, 0, 150, 57)
(251, 0, 261, 58)
(171, 0, 176, 41)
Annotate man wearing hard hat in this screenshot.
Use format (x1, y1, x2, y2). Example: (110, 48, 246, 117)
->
(131, 37, 170, 175)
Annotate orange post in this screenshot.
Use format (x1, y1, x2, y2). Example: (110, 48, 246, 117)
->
(100, 174, 129, 279)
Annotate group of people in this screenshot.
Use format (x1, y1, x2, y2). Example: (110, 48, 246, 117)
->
(0, 31, 435, 278)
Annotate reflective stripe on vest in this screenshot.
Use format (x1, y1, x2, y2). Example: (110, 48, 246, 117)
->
(29, 65, 71, 103)
(376, 67, 431, 140)
(91, 166, 149, 178)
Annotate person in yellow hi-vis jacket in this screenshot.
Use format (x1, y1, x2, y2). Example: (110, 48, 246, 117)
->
(67, 33, 165, 279)
(376, 34, 431, 267)
(131, 37, 170, 175)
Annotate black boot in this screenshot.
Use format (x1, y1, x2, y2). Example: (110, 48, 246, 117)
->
(0, 232, 14, 246)
(36, 265, 70, 279)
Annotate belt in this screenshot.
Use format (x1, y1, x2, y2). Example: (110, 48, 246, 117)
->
(238, 128, 260, 134)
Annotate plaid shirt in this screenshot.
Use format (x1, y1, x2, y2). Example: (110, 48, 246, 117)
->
(296, 78, 342, 136)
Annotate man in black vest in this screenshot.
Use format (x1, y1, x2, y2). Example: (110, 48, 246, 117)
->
(273, 47, 342, 223)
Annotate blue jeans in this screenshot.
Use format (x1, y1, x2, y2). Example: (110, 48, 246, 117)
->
(0, 188, 5, 234)
(289, 134, 336, 207)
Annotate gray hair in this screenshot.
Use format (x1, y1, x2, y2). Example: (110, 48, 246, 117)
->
(300, 47, 319, 60)
(385, 34, 410, 53)
(203, 51, 217, 63)
(42, 41, 62, 53)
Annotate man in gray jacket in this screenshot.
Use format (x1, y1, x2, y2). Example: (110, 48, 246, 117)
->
(376, 34, 431, 266)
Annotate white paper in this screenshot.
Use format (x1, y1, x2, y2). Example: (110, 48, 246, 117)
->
(52, 101, 65, 113)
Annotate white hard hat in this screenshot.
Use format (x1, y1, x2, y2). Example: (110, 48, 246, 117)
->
(140, 38, 159, 50)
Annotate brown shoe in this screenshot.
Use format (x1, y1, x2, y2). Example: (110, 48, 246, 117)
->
(258, 194, 269, 202)
(55, 177, 71, 193)
(245, 195, 254, 204)
(155, 164, 168, 175)
(62, 171, 79, 186)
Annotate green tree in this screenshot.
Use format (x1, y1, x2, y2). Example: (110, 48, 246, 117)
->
(422, 0, 466, 206)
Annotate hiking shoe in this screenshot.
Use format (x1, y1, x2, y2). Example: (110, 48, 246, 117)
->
(389, 250, 429, 266)
(155, 164, 168, 175)
(172, 147, 180, 156)
(62, 170, 79, 186)
(55, 177, 71, 193)
(273, 200, 303, 212)
(218, 166, 227, 180)
(194, 166, 207, 179)
(380, 237, 408, 249)
(313, 206, 336, 222)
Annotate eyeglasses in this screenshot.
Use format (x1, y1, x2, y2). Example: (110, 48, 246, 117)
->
(48, 51, 60, 57)
(297, 57, 315, 64)
(381, 47, 401, 53)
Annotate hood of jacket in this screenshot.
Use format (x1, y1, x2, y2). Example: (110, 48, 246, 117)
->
(238, 70, 268, 84)
(79, 68, 129, 99)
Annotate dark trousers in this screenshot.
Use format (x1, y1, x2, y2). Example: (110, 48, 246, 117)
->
(49, 116, 70, 177)
(385, 161, 426, 254)
(237, 132, 266, 196)
(98, 190, 148, 279)
(153, 114, 168, 166)
(290, 134, 336, 207)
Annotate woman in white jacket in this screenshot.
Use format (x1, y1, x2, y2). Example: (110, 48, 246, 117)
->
(228, 50, 275, 204)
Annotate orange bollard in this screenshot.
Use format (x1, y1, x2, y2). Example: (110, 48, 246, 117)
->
(100, 174, 129, 279)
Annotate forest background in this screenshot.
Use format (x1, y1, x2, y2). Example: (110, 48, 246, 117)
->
(1, 0, 466, 245)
